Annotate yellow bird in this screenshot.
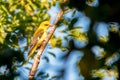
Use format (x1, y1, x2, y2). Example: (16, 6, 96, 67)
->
(28, 21, 50, 58)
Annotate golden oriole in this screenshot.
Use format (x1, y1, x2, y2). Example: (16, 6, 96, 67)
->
(28, 21, 51, 58)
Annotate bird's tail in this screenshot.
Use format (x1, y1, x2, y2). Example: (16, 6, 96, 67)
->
(28, 41, 37, 59)
(28, 39, 43, 59)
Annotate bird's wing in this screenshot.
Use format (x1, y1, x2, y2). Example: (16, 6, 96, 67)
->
(29, 29, 44, 47)
(28, 29, 44, 58)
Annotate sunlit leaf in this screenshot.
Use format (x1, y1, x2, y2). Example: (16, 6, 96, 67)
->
(108, 22, 119, 33)
(43, 13, 50, 20)
(8, 0, 14, 6)
(0, 27, 6, 44)
(105, 53, 120, 66)
(69, 27, 88, 42)
(32, 16, 37, 21)
(40, 0, 50, 10)
(51, 0, 56, 6)
(26, 26, 34, 31)
(1, 5, 9, 15)
(86, 0, 98, 7)
(92, 46, 106, 59)
(25, 4, 34, 16)
(7, 27, 12, 32)
(99, 35, 108, 43)
(92, 68, 118, 79)
(27, 0, 37, 10)
(86, 0, 95, 4)
(61, 47, 67, 51)
(9, 5, 17, 12)
(20, 0, 26, 6)
(63, 20, 70, 26)
(50, 36, 62, 48)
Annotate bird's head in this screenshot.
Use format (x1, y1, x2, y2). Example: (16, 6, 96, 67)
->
(40, 21, 50, 29)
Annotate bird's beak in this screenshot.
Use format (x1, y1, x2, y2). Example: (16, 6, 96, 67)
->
(49, 24, 54, 27)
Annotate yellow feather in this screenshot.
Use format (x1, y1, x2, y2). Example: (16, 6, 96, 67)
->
(33, 21, 50, 37)
(28, 21, 50, 58)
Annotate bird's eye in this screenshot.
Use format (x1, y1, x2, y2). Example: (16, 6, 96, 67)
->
(44, 24, 49, 26)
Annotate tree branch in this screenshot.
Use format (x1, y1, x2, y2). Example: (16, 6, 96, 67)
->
(28, 10, 64, 80)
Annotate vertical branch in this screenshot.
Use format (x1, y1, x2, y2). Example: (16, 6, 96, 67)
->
(28, 10, 64, 80)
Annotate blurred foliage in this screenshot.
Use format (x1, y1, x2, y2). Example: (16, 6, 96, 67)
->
(0, 0, 120, 80)
(0, 0, 55, 79)
(0, 46, 24, 79)
(50, 35, 62, 48)
(69, 27, 88, 42)
(68, 0, 120, 79)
